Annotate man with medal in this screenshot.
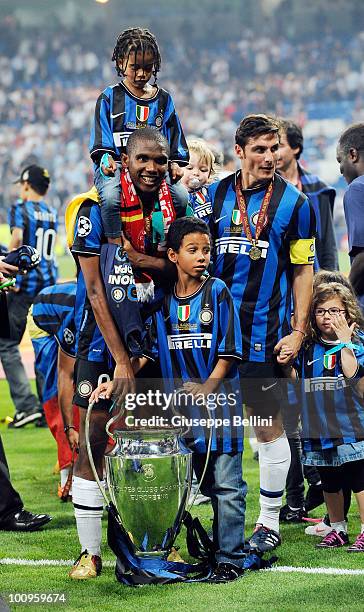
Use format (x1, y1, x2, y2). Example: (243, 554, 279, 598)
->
(207, 114, 316, 554)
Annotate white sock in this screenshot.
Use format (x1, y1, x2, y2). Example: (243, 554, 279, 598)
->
(257, 433, 291, 533)
(60, 468, 69, 488)
(72, 476, 105, 556)
(361, 524, 364, 534)
(331, 520, 347, 534)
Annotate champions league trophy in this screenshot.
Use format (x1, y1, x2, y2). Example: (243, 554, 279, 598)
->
(85, 400, 192, 560)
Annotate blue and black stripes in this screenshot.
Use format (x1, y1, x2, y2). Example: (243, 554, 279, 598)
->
(8, 199, 58, 296)
(90, 82, 189, 166)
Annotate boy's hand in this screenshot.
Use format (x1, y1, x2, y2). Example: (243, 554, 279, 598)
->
(101, 155, 117, 176)
(169, 162, 183, 183)
(120, 232, 142, 267)
(66, 428, 79, 452)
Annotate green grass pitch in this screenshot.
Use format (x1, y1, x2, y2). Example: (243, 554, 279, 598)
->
(1, 380, 364, 611)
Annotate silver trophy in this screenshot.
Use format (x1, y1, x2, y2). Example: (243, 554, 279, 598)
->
(86, 404, 192, 559)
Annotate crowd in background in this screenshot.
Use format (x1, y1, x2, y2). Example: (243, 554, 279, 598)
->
(1, 15, 364, 247)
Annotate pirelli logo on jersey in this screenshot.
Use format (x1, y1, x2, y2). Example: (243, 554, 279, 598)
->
(215, 236, 269, 259)
(194, 202, 213, 219)
(304, 376, 347, 393)
(167, 333, 212, 350)
(113, 131, 132, 148)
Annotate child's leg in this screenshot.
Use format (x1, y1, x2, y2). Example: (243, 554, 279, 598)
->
(193, 452, 247, 569)
(94, 165, 122, 238)
(344, 458, 364, 525)
(317, 466, 346, 531)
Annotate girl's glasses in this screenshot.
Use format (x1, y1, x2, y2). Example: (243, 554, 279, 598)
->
(314, 308, 346, 317)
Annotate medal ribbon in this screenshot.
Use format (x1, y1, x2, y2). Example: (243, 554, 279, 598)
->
(236, 177, 273, 247)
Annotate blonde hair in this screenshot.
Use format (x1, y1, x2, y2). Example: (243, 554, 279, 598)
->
(186, 138, 216, 178)
(308, 282, 364, 343)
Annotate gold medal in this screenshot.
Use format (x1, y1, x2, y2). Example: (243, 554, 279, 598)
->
(249, 245, 262, 260)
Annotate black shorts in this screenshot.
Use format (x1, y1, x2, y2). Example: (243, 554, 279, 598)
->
(239, 361, 284, 418)
(73, 358, 113, 410)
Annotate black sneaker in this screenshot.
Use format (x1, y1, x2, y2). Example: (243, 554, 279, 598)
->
(8, 408, 43, 428)
(305, 484, 324, 512)
(249, 525, 281, 553)
(206, 562, 244, 583)
(279, 504, 307, 523)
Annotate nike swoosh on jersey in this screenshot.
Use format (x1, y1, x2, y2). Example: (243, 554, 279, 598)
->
(261, 382, 277, 391)
(110, 112, 126, 119)
(214, 215, 227, 223)
(307, 358, 320, 365)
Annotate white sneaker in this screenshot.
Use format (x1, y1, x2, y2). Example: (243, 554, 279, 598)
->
(188, 492, 211, 506)
(305, 521, 332, 537)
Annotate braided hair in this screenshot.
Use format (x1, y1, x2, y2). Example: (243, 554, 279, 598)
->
(112, 27, 161, 83)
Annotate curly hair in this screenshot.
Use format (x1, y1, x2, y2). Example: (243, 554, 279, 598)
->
(112, 27, 161, 82)
(307, 282, 364, 344)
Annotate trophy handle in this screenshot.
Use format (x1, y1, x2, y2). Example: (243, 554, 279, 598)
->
(85, 400, 111, 507)
(105, 402, 125, 440)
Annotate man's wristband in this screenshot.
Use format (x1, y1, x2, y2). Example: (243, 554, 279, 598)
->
(292, 328, 305, 337)
(64, 425, 76, 433)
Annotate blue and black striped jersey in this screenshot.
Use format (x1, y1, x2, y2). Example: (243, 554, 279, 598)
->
(8, 199, 58, 296)
(90, 82, 189, 166)
(70, 200, 108, 363)
(295, 338, 364, 451)
(145, 276, 243, 453)
(207, 172, 316, 363)
(31, 282, 76, 403)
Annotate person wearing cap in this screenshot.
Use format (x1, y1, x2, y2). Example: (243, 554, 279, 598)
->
(0, 165, 58, 428)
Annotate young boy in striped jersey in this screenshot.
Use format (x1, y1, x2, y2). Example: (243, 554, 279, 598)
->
(93, 217, 247, 582)
(90, 27, 189, 242)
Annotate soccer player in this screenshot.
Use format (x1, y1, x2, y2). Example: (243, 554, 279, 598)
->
(93, 216, 246, 582)
(66, 128, 190, 579)
(337, 122, 364, 265)
(277, 119, 338, 270)
(207, 114, 316, 552)
(0, 165, 58, 428)
(30, 282, 79, 498)
(90, 27, 189, 242)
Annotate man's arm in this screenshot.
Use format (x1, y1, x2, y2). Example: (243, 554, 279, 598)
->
(121, 234, 177, 279)
(8, 227, 23, 251)
(274, 264, 313, 361)
(79, 254, 135, 397)
(57, 348, 78, 450)
(316, 192, 338, 270)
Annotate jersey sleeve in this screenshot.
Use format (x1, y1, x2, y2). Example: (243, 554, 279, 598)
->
(56, 310, 77, 357)
(344, 182, 364, 255)
(89, 89, 117, 166)
(8, 202, 25, 231)
(216, 283, 243, 360)
(287, 196, 316, 265)
(71, 201, 104, 257)
(162, 94, 189, 165)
